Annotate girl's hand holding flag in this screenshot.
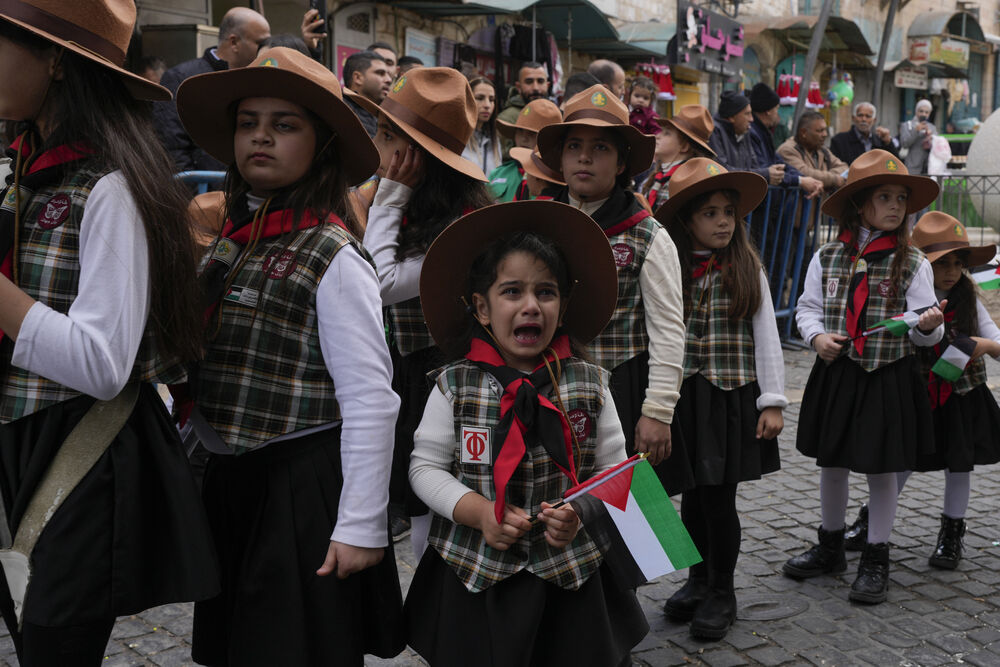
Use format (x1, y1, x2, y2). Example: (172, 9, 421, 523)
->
(970, 336, 1000, 361)
(813, 333, 850, 362)
(916, 301, 946, 334)
(538, 502, 581, 547)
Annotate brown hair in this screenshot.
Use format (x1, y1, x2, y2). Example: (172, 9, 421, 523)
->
(936, 250, 978, 336)
(839, 186, 913, 308)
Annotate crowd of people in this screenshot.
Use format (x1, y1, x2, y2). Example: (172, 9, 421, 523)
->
(0, 2, 995, 666)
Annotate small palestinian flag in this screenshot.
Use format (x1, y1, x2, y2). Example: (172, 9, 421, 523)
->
(866, 306, 933, 337)
(970, 264, 1000, 290)
(567, 456, 701, 588)
(931, 334, 977, 382)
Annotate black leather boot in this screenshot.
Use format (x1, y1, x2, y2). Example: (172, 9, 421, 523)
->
(929, 514, 966, 570)
(689, 572, 736, 640)
(849, 541, 890, 604)
(663, 566, 709, 622)
(844, 504, 868, 552)
(782, 526, 847, 579)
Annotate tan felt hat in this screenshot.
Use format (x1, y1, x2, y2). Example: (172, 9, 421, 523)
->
(510, 147, 565, 186)
(821, 149, 939, 219)
(349, 67, 487, 182)
(497, 98, 562, 140)
(653, 158, 767, 227)
(536, 85, 655, 179)
(0, 0, 170, 101)
(911, 211, 996, 265)
(656, 104, 716, 157)
(177, 47, 379, 187)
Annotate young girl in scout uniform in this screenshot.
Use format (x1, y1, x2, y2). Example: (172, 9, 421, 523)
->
(176, 48, 403, 665)
(535, 85, 686, 478)
(357, 67, 493, 548)
(784, 149, 944, 604)
(489, 98, 563, 202)
(0, 1, 218, 662)
(642, 105, 716, 208)
(508, 145, 565, 199)
(406, 200, 648, 666)
(653, 159, 786, 640)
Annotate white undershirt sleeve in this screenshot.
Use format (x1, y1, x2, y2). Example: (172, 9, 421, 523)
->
(639, 227, 685, 424)
(593, 388, 628, 471)
(795, 251, 826, 345)
(752, 269, 788, 410)
(362, 178, 423, 306)
(410, 385, 474, 520)
(907, 258, 944, 346)
(976, 300, 1000, 342)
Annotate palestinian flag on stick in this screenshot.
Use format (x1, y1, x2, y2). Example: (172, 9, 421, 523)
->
(931, 334, 977, 382)
(567, 455, 701, 588)
(970, 264, 1000, 291)
(863, 306, 933, 338)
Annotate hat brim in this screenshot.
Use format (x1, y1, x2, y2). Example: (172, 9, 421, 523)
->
(496, 117, 524, 140)
(655, 117, 716, 158)
(821, 174, 940, 218)
(0, 15, 171, 102)
(536, 120, 655, 180)
(653, 170, 769, 226)
(177, 68, 379, 187)
(923, 243, 998, 266)
(350, 91, 487, 182)
(510, 147, 565, 186)
(420, 200, 618, 353)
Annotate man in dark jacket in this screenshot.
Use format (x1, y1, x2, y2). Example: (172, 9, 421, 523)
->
(709, 90, 785, 186)
(830, 102, 898, 165)
(748, 83, 823, 198)
(154, 7, 271, 172)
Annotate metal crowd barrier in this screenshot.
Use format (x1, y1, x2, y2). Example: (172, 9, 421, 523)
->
(176, 170, 226, 194)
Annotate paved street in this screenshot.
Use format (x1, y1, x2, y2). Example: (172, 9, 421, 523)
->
(0, 348, 999, 666)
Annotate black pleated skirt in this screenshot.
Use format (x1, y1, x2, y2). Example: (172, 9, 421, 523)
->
(609, 352, 649, 455)
(192, 429, 404, 666)
(797, 355, 935, 473)
(391, 345, 444, 516)
(0, 384, 219, 628)
(915, 384, 1000, 472)
(655, 374, 780, 496)
(405, 548, 648, 667)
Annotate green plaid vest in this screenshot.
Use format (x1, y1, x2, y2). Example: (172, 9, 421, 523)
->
(819, 241, 925, 372)
(919, 323, 987, 396)
(428, 357, 609, 592)
(0, 165, 185, 424)
(587, 216, 661, 371)
(684, 270, 756, 389)
(388, 297, 435, 356)
(197, 224, 367, 451)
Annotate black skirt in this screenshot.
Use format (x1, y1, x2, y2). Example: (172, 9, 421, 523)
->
(391, 345, 444, 516)
(915, 384, 1000, 472)
(656, 374, 780, 496)
(192, 428, 404, 667)
(797, 355, 935, 473)
(405, 548, 648, 667)
(609, 351, 649, 455)
(0, 384, 219, 627)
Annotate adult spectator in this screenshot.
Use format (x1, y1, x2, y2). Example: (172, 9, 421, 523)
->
(899, 99, 937, 175)
(587, 58, 626, 100)
(709, 90, 785, 186)
(830, 102, 898, 165)
(561, 72, 600, 109)
(342, 50, 393, 137)
(497, 61, 550, 126)
(777, 111, 849, 192)
(135, 55, 166, 84)
(748, 83, 823, 199)
(154, 7, 270, 172)
(260, 34, 310, 56)
(398, 55, 423, 74)
(367, 41, 398, 77)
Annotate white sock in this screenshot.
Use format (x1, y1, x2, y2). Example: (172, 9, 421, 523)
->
(943, 471, 970, 519)
(820, 467, 850, 531)
(867, 473, 898, 544)
(896, 470, 912, 495)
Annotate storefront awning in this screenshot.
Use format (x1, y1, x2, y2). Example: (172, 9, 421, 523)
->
(908, 10, 985, 42)
(571, 20, 673, 57)
(743, 15, 875, 67)
(885, 58, 968, 81)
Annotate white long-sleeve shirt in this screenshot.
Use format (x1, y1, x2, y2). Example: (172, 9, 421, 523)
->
(362, 179, 421, 306)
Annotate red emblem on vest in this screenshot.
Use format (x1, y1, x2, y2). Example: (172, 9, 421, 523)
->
(37, 194, 71, 230)
(461, 426, 491, 464)
(262, 249, 298, 279)
(611, 243, 634, 267)
(567, 409, 592, 440)
(878, 279, 893, 297)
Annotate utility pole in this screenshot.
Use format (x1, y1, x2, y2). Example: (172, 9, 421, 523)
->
(872, 0, 900, 114)
(792, 0, 835, 129)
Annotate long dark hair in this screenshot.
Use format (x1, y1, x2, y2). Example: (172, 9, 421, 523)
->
(941, 251, 979, 336)
(840, 186, 913, 307)
(10, 24, 203, 361)
(671, 189, 763, 321)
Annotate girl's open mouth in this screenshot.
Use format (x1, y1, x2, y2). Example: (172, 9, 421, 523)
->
(514, 324, 542, 344)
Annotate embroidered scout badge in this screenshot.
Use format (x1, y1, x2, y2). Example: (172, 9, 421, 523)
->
(392, 76, 406, 93)
(590, 90, 608, 107)
(461, 426, 491, 464)
(878, 279, 893, 297)
(37, 194, 71, 230)
(826, 278, 839, 298)
(211, 238, 242, 268)
(262, 249, 297, 279)
(223, 285, 259, 308)
(567, 409, 592, 440)
(885, 158, 898, 172)
(261, 57, 279, 68)
(611, 243, 634, 267)
(855, 258, 867, 274)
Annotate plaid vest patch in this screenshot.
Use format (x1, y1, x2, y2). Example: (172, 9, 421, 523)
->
(684, 270, 756, 389)
(0, 165, 185, 424)
(820, 242, 924, 372)
(428, 357, 609, 592)
(197, 224, 367, 451)
(388, 297, 435, 356)
(587, 216, 661, 371)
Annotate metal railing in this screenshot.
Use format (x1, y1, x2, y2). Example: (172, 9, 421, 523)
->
(176, 170, 226, 194)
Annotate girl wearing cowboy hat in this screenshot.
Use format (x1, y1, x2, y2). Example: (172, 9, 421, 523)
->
(641, 104, 716, 209)
(783, 149, 945, 605)
(652, 159, 786, 640)
(535, 85, 686, 485)
(357, 67, 493, 551)
(489, 98, 563, 202)
(0, 1, 218, 662)
(406, 200, 648, 665)
(509, 146, 565, 199)
(175, 47, 404, 664)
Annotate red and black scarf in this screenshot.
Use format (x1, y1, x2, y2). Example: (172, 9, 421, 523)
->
(465, 333, 579, 524)
(839, 229, 898, 356)
(541, 184, 648, 238)
(691, 252, 719, 279)
(928, 305, 958, 409)
(647, 162, 683, 208)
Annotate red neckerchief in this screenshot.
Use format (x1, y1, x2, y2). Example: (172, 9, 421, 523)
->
(691, 253, 719, 279)
(839, 229, 898, 356)
(928, 307, 957, 409)
(647, 162, 683, 208)
(515, 166, 530, 201)
(465, 333, 579, 524)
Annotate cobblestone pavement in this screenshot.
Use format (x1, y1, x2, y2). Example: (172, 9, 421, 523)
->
(0, 348, 998, 666)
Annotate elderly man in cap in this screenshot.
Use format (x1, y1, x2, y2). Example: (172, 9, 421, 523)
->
(748, 83, 823, 199)
(899, 99, 937, 175)
(709, 89, 785, 186)
(830, 102, 898, 165)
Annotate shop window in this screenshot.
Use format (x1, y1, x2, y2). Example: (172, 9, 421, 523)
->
(346, 12, 370, 34)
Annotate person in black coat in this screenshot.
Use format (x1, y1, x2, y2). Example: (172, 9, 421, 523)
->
(829, 102, 899, 166)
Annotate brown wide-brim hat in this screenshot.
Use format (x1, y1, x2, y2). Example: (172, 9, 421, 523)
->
(177, 47, 378, 187)
(656, 104, 716, 157)
(350, 67, 487, 182)
(510, 147, 565, 186)
(821, 149, 939, 219)
(536, 85, 655, 179)
(911, 211, 997, 265)
(654, 158, 767, 227)
(497, 98, 562, 140)
(420, 200, 618, 351)
(0, 0, 170, 101)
